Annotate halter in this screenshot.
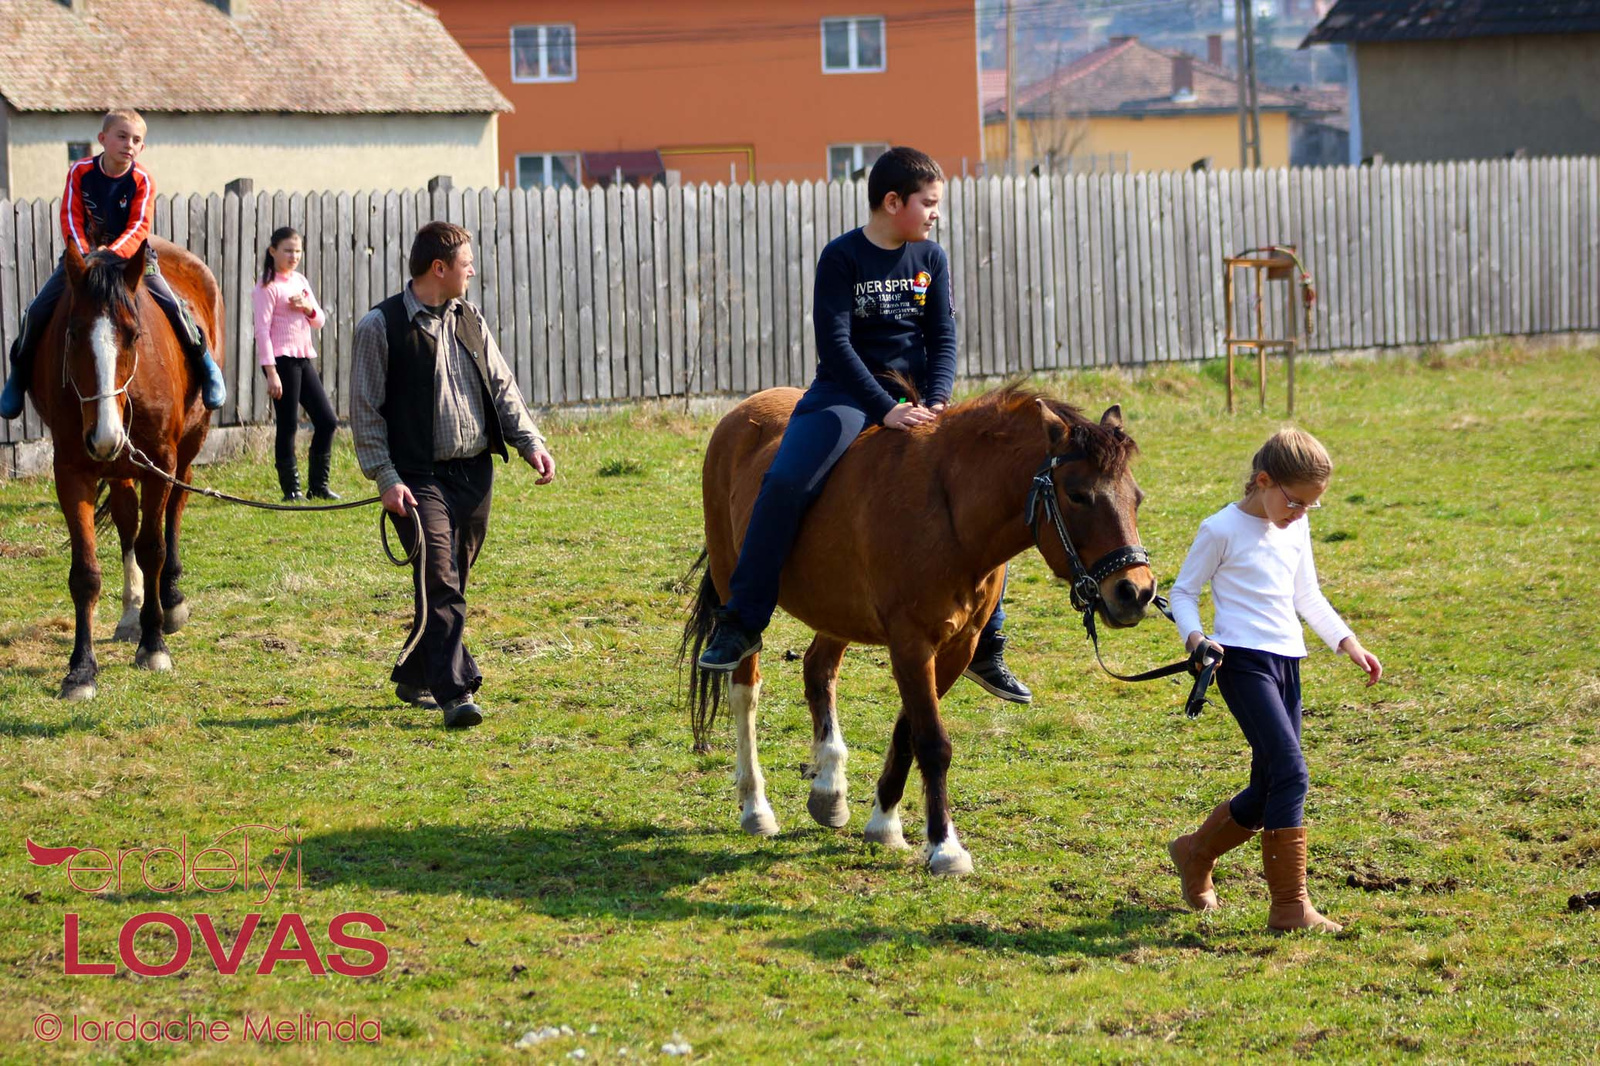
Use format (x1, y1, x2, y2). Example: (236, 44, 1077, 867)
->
(65, 344, 139, 404)
(63, 335, 139, 459)
(1023, 447, 1220, 717)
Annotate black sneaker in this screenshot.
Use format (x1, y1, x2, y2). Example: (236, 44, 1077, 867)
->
(963, 636, 1033, 704)
(395, 682, 438, 710)
(441, 694, 483, 729)
(697, 611, 762, 671)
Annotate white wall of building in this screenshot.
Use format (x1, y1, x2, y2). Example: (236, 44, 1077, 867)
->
(4, 110, 500, 199)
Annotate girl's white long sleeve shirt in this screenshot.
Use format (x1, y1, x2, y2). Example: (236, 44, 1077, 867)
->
(1168, 502, 1354, 658)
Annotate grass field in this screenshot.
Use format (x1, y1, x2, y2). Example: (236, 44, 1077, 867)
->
(1, 344, 1597, 1063)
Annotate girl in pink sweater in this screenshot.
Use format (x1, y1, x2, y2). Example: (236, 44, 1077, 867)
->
(254, 227, 337, 501)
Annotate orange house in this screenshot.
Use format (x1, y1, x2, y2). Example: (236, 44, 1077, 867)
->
(433, 1, 983, 188)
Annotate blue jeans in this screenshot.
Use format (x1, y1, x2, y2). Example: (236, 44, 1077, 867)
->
(1217, 647, 1309, 831)
(725, 381, 1005, 638)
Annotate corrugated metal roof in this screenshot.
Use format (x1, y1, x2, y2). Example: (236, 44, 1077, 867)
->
(1303, 0, 1600, 45)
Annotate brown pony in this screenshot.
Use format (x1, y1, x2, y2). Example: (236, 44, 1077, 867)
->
(27, 238, 219, 700)
(682, 385, 1158, 875)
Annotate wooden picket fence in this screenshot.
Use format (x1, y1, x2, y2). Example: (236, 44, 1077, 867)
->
(3, 156, 1598, 446)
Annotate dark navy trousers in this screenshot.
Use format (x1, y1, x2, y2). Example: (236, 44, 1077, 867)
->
(11, 249, 191, 365)
(1216, 646, 1309, 831)
(725, 381, 1004, 641)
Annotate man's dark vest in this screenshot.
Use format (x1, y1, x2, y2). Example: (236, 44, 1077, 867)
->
(376, 294, 507, 474)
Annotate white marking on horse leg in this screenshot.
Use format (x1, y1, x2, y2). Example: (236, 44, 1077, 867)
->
(863, 797, 910, 849)
(732, 681, 778, 837)
(806, 709, 850, 827)
(134, 647, 172, 672)
(113, 549, 144, 642)
(87, 317, 125, 461)
(922, 823, 975, 877)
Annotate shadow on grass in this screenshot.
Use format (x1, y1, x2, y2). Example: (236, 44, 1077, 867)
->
(197, 706, 434, 731)
(295, 822, 806, 923)
(769, 906, 1179, 961)
(0, 710, 105, 738)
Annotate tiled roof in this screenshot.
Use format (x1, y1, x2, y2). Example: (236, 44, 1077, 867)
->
(1303, 0, 1600, 44)
(0, 0, 511, 114)
(1282, 85, 1350, 130)
(993, 37, 1299, 120)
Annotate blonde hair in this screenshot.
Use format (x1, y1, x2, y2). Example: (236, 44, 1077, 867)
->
(1244, 426, 1332, 496)
(101, 109, 147, 134)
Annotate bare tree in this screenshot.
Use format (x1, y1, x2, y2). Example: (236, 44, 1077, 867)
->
(1024, 35, 1092, 170)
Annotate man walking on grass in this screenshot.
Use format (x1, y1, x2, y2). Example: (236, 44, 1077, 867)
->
(351, 222, 556, 728)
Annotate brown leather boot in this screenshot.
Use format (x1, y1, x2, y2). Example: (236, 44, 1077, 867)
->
(1261, 827, 1343, 933)
(1168, 799, 1258, 911)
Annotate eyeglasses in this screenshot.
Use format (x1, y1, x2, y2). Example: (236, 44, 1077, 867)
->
(1278, 484, 1323, 512)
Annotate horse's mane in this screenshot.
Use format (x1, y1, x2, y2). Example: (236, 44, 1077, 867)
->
(81, 251, 141, 322)
(948, 383, 1138, 477)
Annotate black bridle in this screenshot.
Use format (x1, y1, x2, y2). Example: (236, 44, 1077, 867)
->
(1024, 449, 1220, 718)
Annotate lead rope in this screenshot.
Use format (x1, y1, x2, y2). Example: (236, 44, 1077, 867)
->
(118, 436, 425, 669)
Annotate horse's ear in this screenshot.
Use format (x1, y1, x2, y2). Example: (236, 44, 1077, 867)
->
(123, 243, 148, 289)
(1100, 404, 1124, 430)
(1035, 396, 1069, 448)
(64, 242, 87, 284)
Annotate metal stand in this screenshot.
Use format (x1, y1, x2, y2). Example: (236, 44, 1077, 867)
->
(1223, 248, 1305, 415)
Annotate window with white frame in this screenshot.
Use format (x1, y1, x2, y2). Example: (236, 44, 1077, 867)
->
(827, 143, 889, 181)
(511, 24, 576, 82)
(516, 153, 582, 190)
(821, 16, 885, 73)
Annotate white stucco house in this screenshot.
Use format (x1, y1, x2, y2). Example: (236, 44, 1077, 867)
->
(0, 0, 511, 198)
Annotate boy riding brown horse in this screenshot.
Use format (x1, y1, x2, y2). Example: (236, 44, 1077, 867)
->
(684, 384, 1158, 875)
(28, 238, 220, 699)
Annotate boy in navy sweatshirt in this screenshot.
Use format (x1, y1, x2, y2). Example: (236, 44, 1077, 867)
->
(698, 147, 1030, 702)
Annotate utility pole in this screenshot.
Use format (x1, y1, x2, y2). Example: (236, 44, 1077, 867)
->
(1235, 0, 1262, 168)
(1006, 0, 1017, 175)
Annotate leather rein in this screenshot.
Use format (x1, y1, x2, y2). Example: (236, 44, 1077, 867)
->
(1025, 449, 1220, 718)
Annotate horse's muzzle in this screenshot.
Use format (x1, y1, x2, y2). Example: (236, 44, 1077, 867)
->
(1100, 574, 1156, 627)
(84, 427, 124, 463)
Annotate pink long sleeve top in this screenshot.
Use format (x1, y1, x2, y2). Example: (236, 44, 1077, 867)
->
(253, 271, 326, 367)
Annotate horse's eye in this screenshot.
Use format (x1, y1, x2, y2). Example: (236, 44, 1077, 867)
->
(1066, 491, 1092, 507)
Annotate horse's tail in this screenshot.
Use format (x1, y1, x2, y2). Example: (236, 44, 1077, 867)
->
(92, 479, 113, 536)
(677, 547, 725, 755)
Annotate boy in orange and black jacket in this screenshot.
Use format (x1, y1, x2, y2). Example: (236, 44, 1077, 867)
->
(0, 108, 226, 420)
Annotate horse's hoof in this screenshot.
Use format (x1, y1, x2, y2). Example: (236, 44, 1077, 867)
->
(112, 616, 140, 642)
(923, 841, 975, 877)
(863, 823, 911, 850)
(161, 600, 190, 634)
(135, 649, 173, 672)
(740, 808, 780, 837)
(807, 789, 850, 829)
(59, 681, 97, 701)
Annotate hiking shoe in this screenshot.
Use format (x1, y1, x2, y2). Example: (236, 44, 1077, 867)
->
(963, 636, 1033, 704)
(697, 611, 762, 671)
(441, 694, 483, 729)
(196, 350, 227, 410)
(395, 682, 438, 710)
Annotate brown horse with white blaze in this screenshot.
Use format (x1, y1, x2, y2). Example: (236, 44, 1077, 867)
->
(27, 238, 219, 700)
(682, 385, 1158, 875)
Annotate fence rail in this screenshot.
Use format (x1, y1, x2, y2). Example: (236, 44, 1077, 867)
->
(3, 157, 1597, 445)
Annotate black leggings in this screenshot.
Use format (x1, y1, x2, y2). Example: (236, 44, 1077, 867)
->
(269, 358, 336, 470)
